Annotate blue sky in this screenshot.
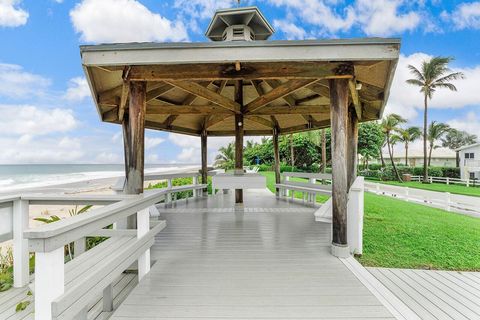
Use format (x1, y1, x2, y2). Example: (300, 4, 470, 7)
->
(0, 0, 479, 164)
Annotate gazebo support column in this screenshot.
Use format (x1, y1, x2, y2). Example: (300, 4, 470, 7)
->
(273, 126, 281, 197)
(347, 107, 359, 189)
(234, 80, 244, 204)
(122, 81, 147, 227)
(201, 129, 208, 196)
(329, 78, 350, 258)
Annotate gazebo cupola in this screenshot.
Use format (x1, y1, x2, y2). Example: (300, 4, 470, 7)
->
(205, 7, 274, 42)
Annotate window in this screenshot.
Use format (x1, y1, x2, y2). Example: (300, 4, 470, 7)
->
(470, 172, 475, 180)
(465, 153, 474, 159)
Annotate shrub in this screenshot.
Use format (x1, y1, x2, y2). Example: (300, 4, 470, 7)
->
(368, 164, 383, 171)
(441, 167, 460, 179)
(257, 164, 272, 172)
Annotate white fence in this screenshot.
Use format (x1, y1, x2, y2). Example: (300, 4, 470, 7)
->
(365, 182, 480, 217)
(411, 175, 479, 187)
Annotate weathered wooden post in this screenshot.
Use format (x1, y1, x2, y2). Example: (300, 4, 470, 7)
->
(347, 107, 358, 190)
(201, 129, 208, 196)
(234, 80, 244, 204)
(272, 125, 281, 197)
(329, 77, 350, 258)
(122, 81, 147, 227)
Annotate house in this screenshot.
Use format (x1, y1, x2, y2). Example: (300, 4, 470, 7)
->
(383, 149, 457, 167)
(456, 143, 480, 180)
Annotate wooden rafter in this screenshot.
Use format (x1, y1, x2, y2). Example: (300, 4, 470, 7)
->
(145, 120, 199, 136)
(147, 105, 234, 115)
(118, 81, 130, 121)
(146, 82, 174, 102)
(244, 79, 318, 114)
(307, 82, 330, 98)
(165, 80, 240, 113)
(162, 115, 178, 129)
(246, 115, 273, 128)
(264, 80, 296, 106)
(127, 62, 344, 81)
(206, 114, 230, 128)
(348, 79, 362, 119)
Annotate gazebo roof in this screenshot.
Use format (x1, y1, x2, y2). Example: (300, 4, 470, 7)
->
(80, 38, 400, 136)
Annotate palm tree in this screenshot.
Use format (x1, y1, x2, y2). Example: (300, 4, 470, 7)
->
(406, 56, 465, 182)
(398, 127, 422, 166)
(214, 142, 235, 170)
(441, 129, 478, 167)
(427, 121, 450, 166)
(381, 114, 407, 181)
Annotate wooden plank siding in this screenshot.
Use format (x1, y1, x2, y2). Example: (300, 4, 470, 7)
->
(110, 189, 395, 319)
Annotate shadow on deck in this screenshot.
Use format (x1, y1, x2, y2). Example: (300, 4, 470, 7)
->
(111, 189, 395, 319)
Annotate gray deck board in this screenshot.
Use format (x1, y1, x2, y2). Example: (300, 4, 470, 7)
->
(111, 190, 394, 319)
(368, 268, 480, 320)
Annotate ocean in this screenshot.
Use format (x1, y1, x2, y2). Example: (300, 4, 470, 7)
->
(0, 164, 198, 192)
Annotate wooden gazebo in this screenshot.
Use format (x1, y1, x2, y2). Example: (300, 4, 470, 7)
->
(81, 6, 400, 257)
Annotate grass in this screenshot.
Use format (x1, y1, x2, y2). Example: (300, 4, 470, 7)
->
(370, 179, 480, 198)
(259, 171, 480, 271)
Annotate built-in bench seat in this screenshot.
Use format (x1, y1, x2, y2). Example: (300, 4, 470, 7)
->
(30, 220, 165, 320)
(275, 172, 332, 205)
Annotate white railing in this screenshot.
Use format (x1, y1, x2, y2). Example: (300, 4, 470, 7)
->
(0, 194, 137, 288)
(21, 190, 168, 319)
(410, 175, 479, 187)
(365, 182, 480, 217)
(312, 176, 364, 256)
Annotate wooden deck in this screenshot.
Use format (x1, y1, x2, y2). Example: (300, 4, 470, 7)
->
(368, 268, 480, 320)
(111, 189, 395, 319)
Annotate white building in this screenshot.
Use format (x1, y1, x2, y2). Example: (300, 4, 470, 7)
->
(456, 143, 480, 180)
(380, 148, 457, 167)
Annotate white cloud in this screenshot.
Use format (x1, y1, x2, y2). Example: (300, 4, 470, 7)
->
(385, 52, 480, 120)
(273, 19, 307, 40)
(0, 63, 51, 99)
(267, 0, 422, 36)
(63, 77, 90, 101)
(0, 105, 77, 136)
(445, 1, 480, 30)
(447, 112, 480, 139)
(0, 0, 28, 27)
(70, 0, 188, 43)
(145, 137, 165, 150)
(355, 0, 420, 36)
(174, 0, 233, 20)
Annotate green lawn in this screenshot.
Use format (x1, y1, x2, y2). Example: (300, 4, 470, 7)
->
(259, 171, 480, 271)
(368, 179, 480, 198)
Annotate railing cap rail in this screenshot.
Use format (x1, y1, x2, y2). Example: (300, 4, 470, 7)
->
(24, 189, 167, 252)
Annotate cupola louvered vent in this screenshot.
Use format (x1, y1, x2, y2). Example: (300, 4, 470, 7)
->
(206, 7, 274, 42)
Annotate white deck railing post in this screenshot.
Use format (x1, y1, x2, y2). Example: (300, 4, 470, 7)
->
(35, 247, 64, 320)
(166, 178, 173, 207)
(445, 192, 451, 212)
(137, 208, 150, 281)
(13, 199, 29, 288)
(405, 187, 409, 202)
(347, 177, 364, 255)
(192, 175, 198, 198)
(446, 177, 450, 185)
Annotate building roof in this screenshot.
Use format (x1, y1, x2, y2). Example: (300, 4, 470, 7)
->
(80, 37, 400, 137)
(455, 143, 480, 152)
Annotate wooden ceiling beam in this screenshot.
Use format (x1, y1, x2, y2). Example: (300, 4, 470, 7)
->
(244, 79, 318, 114)
(207, 130, 273, 136)
(145, 120, 200, 136)
(307, 82, 330, 98)
(264, 80, 296, 106)
(349, 79, 362, 119)
(117, 81, 130, 121)
(165, 80, 240, 113)
(127, 62, 346, 81)
(162, 115, 178, 129)
(206, 114, 233, 128)
(246, 115, 274, 128)
(146, 82, 175, 102)
(147, 105, 234, 115)
(249, 105, 331, 115)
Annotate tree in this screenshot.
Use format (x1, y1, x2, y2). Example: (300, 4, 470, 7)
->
(427, 121, 450, 166)
(406, 56, 465, 182)
(398, 126, 422, 166)
(358, 122, 384, 168)
(381, 114, 407, 181)
(321, 129, 327, 172)
(441, 129, 478, 167)
(214, 142, 235, 170)
(279, 134, 320, 168)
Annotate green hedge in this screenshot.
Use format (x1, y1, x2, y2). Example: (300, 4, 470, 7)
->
(361, 166, 459, 181)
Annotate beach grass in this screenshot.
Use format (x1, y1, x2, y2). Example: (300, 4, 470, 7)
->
(259, 171, 480, 271)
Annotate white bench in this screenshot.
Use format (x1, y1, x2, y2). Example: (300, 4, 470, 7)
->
(24, 190, 168, 320)
(275, 172, 332, 205)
